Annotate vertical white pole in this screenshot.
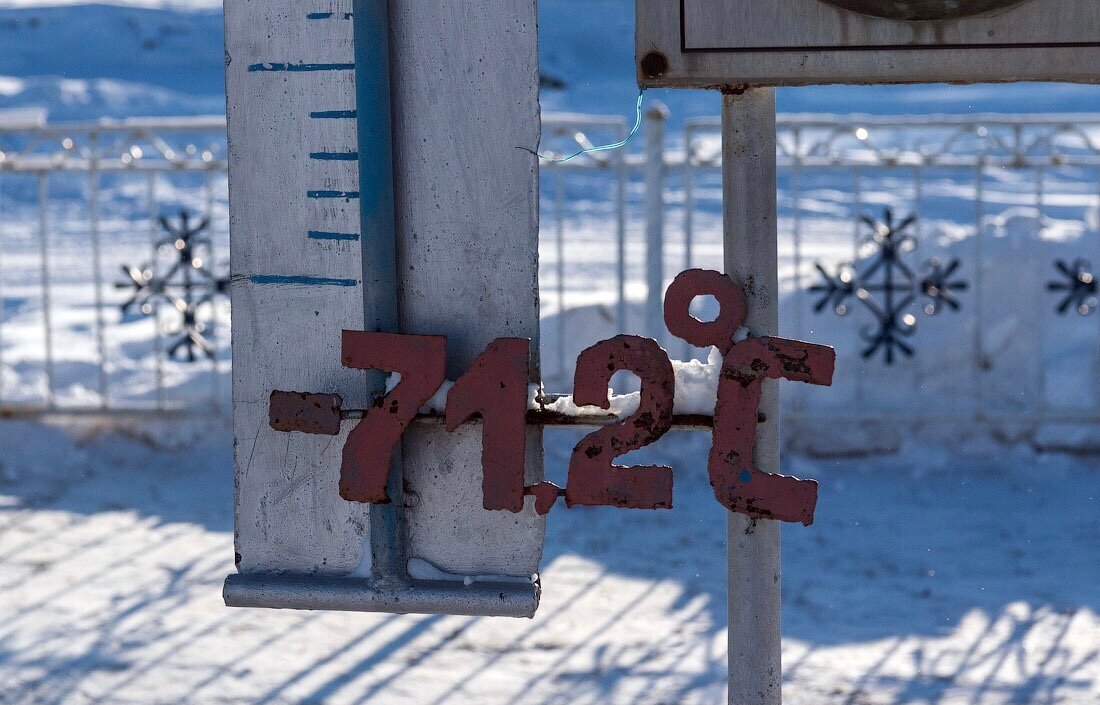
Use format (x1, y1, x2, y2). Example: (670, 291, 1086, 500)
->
(645, 102, 668, 342)
(723, 88, 782, 705)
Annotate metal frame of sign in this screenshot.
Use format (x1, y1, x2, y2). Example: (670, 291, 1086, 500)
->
(637, 0, 1100, 88)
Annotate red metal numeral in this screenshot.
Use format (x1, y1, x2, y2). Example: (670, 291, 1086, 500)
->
(664, 268, 836, 525)
(339, 331, 446, 504)
(565, 335, 675, 509)
(710, 337, 834, 525)
(445, 338, 530, 512)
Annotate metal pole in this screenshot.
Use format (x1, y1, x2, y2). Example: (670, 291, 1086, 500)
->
(615, 136, 628, 337)
(88, 134, 110, 407)
(38, 172, 55, 408)
(645, 102, 668, 343)
(555, 167, 566, 380)
(353, 0, 405, 585)
(722, 88, 782, 705)
(974, 161, 986, 417)
(148, 171, 164, 410)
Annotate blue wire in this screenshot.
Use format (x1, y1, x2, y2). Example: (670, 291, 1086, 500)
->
(520, 88, 646, 164)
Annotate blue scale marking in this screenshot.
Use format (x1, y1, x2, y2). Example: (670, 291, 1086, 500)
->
(310, 151, 359, 161)
(258, 19, 361, 246)
(307, 190, 360, 199)
(248, 62, 354, 72)
(310, 110, 356, 119)
(308, 230, 360, 241)
(250, 274, 359, 287)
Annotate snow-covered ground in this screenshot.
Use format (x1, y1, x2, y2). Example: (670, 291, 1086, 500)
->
(1, 419, 1098, 704)
(0, 0, 1099, 703)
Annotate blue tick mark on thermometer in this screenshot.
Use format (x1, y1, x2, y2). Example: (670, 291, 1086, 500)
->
(308, 230, 361, 241)
(307, 190, 360, 200)
(310, 110, 357, 119)
(248, 62, 354, 73)
(250, 274, 359, 287)
(310, 152, 359, 161)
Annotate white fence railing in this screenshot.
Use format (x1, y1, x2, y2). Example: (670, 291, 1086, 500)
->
(3, 112, 1100, 443)
(539, 110, 1100, 441)
(0, 116, 229, 414)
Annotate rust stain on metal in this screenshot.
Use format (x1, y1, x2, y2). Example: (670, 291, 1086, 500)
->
(339, 330, 446, 505)
(565, 335, 675, 510)
(446, 338, 530, 513)
(268, 391, 342, 435)
(525, 481, 563, 515)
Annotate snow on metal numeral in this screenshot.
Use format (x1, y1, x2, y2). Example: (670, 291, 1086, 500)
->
(664, 269, 836, 525)
(339, 331, 446, 504)
(565, 335, 676, 509)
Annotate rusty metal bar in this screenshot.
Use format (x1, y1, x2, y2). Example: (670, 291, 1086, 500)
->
(270, 389, 723, 431)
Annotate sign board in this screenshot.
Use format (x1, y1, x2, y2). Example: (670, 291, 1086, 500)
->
(637, 0, 1100, 87)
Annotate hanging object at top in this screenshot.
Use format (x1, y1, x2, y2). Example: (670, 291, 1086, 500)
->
(636, 0, 1099, 87)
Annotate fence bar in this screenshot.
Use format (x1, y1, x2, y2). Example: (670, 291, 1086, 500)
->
(973, 161, 986, 416)
(1095, 166, 1100, 412)
(681, 126, 698, 361)
(684, 126, 696, 273)
(0, 171, 4, 402)
(88, 134, 109, 406)
(1035, 164, 1047, 411)
(204, 168, 220, 409)
(644, 102, 668, 343)
(148, 171, 164, 410)
(722, 88, 782, 705)
(555, 167, 566, 379)
(37, 172, 54, 408)
(790, 134, 805, 410)
(851, 166, 864, 405)
(912, 165, 925, 411)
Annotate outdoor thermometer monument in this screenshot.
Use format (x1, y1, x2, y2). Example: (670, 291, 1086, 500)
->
(221, 0, 1097, 703)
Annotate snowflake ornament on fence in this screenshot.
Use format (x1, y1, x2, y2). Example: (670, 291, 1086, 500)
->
(810, 208, 968, 365)
(117, 210, 229, 362)
(1046, 258, 1098, 316)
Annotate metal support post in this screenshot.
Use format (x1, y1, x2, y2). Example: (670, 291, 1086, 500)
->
(722, 88, 782, 705)
(645, 101, 668, 342)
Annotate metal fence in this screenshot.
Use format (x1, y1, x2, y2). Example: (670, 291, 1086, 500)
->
(4, 111, 1100, 441)
(539, 109, 1100, 440)
(0, 115, 229, 415)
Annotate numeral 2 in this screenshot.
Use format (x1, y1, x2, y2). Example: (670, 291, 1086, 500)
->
(565, 335, 675, 509)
